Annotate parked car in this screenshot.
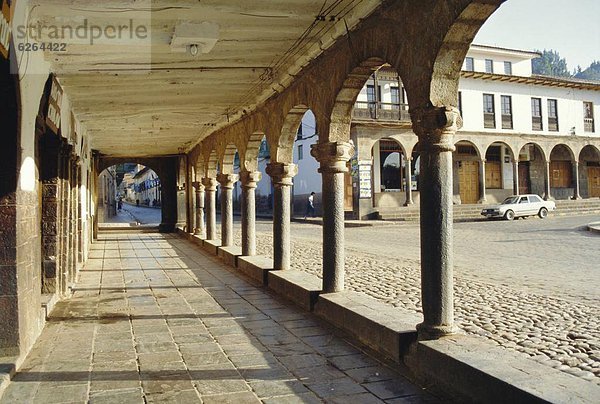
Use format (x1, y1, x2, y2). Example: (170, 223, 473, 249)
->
(481, 194, 556, 221)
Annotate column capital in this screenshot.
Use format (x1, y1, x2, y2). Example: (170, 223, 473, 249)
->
(310, 141, 355, 174)
(216, 173, 239, 189)
(239, 170, 262, 189)
(411, 106, 461, 153)
(201, 177, 217, 191)
(192, 181, 204, 192)
(266, 162, 297, 186)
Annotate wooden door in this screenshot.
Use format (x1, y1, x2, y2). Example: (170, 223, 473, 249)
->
(485, 161, 502, 189)
(550, 161, 572, 188)
(518, 163, 530, 194)
(344, 166, 353, 211)
(589, 167, 600, 197)
(458, 160, 479, 204)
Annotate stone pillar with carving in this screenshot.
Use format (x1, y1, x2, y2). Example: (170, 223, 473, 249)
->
(411, 106, 460, 340)
(404, 156, 414, 206)
(202, 177, 217, 240)
(192, 181, 205, 237)
(311, 141, 354, 293)
(513, 158, 520, 195)
(217, 173, 238, 247)
(478, 158, 487, 203)
(266, 162, 297, 270)
(240, 170, 261, 256)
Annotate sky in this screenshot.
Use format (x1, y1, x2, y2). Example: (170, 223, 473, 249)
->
(474, 0, 600, 71)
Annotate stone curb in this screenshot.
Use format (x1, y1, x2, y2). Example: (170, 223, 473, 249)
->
(587, 222, 600, 234)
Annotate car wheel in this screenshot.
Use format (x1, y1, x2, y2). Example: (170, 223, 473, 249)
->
(538, 207, 548, 219)
(504, 210, 515, 221)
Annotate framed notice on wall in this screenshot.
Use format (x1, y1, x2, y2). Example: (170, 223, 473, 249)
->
(46, 76, 63, 134)
(358, 161, 372, 199)
(0, 0, 11, 59)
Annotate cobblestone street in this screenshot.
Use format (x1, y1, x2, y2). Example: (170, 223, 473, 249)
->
(227, 214, 600, 383)
(1, 233, 438, 403)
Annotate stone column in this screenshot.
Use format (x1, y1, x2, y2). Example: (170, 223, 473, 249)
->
(202, 177, 217, 240)
(478, 158, 487, 203)
(217, 173, 238, 247)
(404, 156, 414, 206)
(240, 170, 262, 256)
(266, 162, 298, 270)
(412, 106, 460, 340)
(544, 160, 552, 200)
(311, 141, 355, 293)
(192, 181, 205, 237)
(513, 159, 520, 195)
(573, 161, 582, 200)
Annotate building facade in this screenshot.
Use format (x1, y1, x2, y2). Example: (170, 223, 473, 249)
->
(254, 44, 600, 219)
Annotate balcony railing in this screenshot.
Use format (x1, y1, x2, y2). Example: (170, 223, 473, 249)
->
(353, 101, 410, 122)
(532, 116, 543, 131)
(548, 117, 559, 132)
(501, 114, 513, 129)
(584, 118, 595, 133)
(483, 112, 496, 129)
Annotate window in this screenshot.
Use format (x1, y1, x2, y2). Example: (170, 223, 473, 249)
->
(584, 101, 595, 132)
(485, 59, 494, 73)
(458, 91, 463, 117)
(367, 85, 376, 104)
(501, 95, 513, 129)
(547, 99, 558, 131)
(297, 144, 303, 160)
(483, 94, 495, 128)
(465, 57, 474, 71)
(519, 196, 529, 204)
(503, 61, 512, 75)
(296, 124, 303, 140)
(529, 195, 542, 203)
(531, 98, 543, 130)
(390, 86, 400, 105)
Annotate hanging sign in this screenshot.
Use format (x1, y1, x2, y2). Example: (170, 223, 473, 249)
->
(0, 0, 11, 59)
(46, 76, 63, 134)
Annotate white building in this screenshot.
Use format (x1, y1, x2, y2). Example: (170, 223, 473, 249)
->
(252, 44, 600, 219)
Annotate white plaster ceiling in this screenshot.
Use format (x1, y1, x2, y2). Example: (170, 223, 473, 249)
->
(29, 0, 383, 156)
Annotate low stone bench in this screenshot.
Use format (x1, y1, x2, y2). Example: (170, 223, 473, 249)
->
(406, 334, 600, 403)
(201, 239, 221, 255)
(217, 246, 242, 267)
(237, 255, 274, 285)
(267, 270, 322, 311)
(315, 291, 420, 361)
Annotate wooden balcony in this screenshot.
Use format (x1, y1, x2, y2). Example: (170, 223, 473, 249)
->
(353, 101, 411, 122)
(584, 118, 595, 133)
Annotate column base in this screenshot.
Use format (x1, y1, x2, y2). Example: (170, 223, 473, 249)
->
(572, 195, 582, 200)
(416, 322, 459, 341)
(403, 200, 414, 207)
(477, 198, 487, 204)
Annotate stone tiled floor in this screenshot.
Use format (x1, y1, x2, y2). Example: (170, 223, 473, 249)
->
(1, 232, 440, 403)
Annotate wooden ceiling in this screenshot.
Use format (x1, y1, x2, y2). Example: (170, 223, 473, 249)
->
(30, 0, 382, 156)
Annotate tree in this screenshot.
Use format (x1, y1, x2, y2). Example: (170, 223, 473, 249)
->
(575, 61, 600, 81)
(532, 49, 570, 77)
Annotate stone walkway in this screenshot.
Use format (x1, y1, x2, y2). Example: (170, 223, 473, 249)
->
(0, 232, 440, 403)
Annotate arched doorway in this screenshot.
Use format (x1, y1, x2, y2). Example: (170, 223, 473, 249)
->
(517, 143, 546, 196)
(454, 141, 482, 204)
(579, 145, 600, 198)
(484, 142, 516, 202)
(371, 138, 410, 208)
(549, 144, 575, 200)
(98, 163, 163, 227)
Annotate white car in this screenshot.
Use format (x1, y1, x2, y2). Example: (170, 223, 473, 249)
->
(481, 194, 556, 221)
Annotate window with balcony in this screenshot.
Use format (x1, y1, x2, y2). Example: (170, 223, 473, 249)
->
(465, 57, 474, 71)
(584, 101, 595, 132)
(485, 59, 494, 74)
(504, 61, 512, 75)
(531, 98, 543, 130)
(483, 94, 495, 128)
(501, 95, 513, 129)
(547, 99, 559, 131)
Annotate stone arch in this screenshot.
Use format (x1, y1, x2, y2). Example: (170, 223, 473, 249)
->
(272, 105, 310, 164)
(579, 144, 600, 162)
(242, 132, 266, 172)
(454, 139, 482, 159)
(203, 149, 219, 178)
(429, 1, 506, 107)
(516, 142, 547, 197)
(550, 143, 576, 162)
(482, 140, 517, 162)
(517, 142, 547, 163)
(219, 143, 239, 175)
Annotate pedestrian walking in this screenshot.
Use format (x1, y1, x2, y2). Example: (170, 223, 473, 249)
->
(304, 192, 316, 219)
(117, 199, 123, 211)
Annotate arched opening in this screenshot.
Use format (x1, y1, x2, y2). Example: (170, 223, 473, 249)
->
(453, 140, 482, 204)
(517, 143, 546, 196)
(579, 145, 600, 198)
(549, 144, 575, 200)
(371, 138, 411, 209)
(98, 163, 162, 227)
(484, 142, 516, 202)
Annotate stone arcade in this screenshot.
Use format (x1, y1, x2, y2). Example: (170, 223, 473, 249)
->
(1, 0, 599, 402)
